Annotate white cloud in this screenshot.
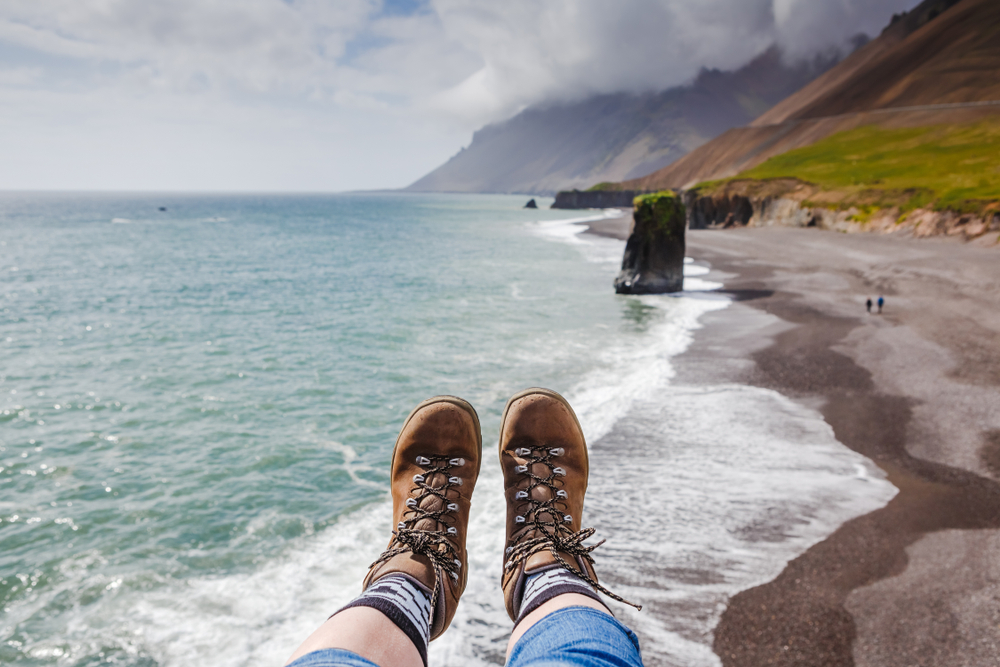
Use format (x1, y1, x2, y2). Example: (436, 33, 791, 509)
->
(427, 0, 917, 123)
(0, 0, 920, 190)
(428, 0, 779, 122)
(0, 0, 378, 94)
(773, 0, 914, 57)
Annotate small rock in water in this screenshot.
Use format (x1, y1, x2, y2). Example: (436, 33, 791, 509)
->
(159, 206, 167, 211)
(524, 198, 538, 209)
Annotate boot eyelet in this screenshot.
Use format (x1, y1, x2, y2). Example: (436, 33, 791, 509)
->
(416, 456, 431, 466)
(447, 502, 459, 511)
(515, 447, 531, 456)
(549, 448, 564, 456)
(447, 526, 458, 535)
(564, 515, 572, 522)
(448, 476, 463, 486)
(397, 521, 406, 530)
(405, 498, 417, 508)
(505, 546, 513, 554)
(449, 457, 465, 467)
(556, 489, 568, 498)
(454, 559, 462, 568)
(412, 474, 424, 483)
(515, 490, 528, 500)
(450, 571, 459, 581)
(515, 515, 525, 524)
(515, 465, 528, 474)
(552, 467, 566, 476)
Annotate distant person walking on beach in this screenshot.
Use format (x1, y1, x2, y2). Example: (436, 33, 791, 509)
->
(878, 295, 884, 313)
(866, 298, 872, 314)
(285, 389, 644, 667)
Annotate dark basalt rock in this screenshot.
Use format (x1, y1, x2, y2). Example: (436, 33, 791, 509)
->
(524, 198, 538, 208)
(614, 192, 685, 294)
(684, 190, 753, 229)
(552, 189, 643, 209)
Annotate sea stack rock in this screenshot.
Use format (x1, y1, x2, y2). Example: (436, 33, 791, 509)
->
(614, 191, 685, 294)
(524, 198, 538, 208)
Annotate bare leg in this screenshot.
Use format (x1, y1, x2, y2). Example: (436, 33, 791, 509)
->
(505, 593, 610, 659)
(285, 607, 422, 667)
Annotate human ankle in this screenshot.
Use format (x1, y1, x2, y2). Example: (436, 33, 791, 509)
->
(506, 593, 612, 658)
(514, 566, 608, 624)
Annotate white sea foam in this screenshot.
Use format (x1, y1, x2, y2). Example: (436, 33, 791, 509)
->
(530, 208, 626, 249)
(133, 502, 390, 667)
(582, 385, 895, 666)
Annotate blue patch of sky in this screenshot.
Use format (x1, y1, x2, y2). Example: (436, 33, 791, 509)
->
(282, 0, 427, 18)
(338, 33, 391, 66)
(0, 40, 99, 89)
(336, 0, 429, 66)
(380, 0, 428, 17)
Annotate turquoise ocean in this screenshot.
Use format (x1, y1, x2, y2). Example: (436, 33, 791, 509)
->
(1, 193, 895, 667)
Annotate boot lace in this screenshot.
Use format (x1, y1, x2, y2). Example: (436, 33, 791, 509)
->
(370, 454, 465, 625)
(504, 444, 641, 611)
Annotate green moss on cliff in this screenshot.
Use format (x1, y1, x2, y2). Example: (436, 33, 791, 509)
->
(733, 119, 1000, 215)
(634, 191, 685, 238)
(587, 182, 620, 191)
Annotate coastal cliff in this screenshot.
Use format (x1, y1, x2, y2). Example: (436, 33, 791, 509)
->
(614, 192, 685, 293)
(680, 114, 1000, 245)
(684, 180, 1000, 242)
(552, 189, 644, 209)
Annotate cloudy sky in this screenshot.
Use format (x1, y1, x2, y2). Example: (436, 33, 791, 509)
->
(0, 0, 917, 192)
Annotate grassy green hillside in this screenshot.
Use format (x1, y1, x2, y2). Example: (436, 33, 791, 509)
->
(716, 119, 1000, 216)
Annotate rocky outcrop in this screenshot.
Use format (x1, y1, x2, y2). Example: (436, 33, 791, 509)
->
(524, 198, 538, 208)
(552, 190, 645, 209)
(683, 188, 1000, 242)
(614, 192, 686, 294)
(686, 192, 756, 229)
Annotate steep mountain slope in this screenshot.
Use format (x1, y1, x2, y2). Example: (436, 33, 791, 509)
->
(623, 0, 1000, 191)
(755, 0, 994, 123)
(406, 48, 840, 195)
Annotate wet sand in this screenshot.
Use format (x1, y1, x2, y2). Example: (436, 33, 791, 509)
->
(582, 208, 633, 239)
(583, 217, 1000, 665)
(678, 228, 1000, 667)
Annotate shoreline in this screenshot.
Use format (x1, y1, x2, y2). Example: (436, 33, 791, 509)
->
(578, 208, 633, 239)
(675, 228, 1000, 666)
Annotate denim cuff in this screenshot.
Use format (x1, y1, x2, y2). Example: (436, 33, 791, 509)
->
(507, 605, 643, 667)
(286, 648, 382, 667)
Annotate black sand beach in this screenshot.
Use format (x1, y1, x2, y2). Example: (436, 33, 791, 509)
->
(588, 216, 1000, 666)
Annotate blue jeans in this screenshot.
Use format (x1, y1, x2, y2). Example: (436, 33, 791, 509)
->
(287, 606, 643, 667)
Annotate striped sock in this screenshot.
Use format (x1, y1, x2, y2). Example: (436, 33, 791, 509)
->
(515, 566, 607, 624)
(336, 573, 432, 666)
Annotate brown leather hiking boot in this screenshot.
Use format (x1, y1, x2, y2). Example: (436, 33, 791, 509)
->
(499, 388, 639, 621)
(363, 395, 482, 639)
